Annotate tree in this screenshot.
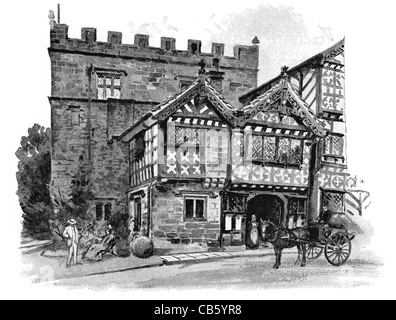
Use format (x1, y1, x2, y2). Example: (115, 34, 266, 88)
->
(50, 152, 95, 248)
(16, 124, 52, 240)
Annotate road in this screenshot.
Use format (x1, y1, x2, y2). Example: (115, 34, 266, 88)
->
(53, 249, 383, 290)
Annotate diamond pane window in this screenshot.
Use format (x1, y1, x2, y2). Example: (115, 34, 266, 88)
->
(324, 134, 344, 157)
(97, 88, 104, 99)
(173, 127, 200, 148)
(263, 136, 276, 161)
(106, 88, 112, 98)
(290, 139, 302, 164)
(332, 136, 344, 156)
(252, 135, 263, 160)
(97, 73, 122, 100)
(252, 135, 302, 165)
(278, 138, 290, 163)
(113, 89, 121, 99)
(322, 191, 344, 212)
(324, 136, 331, 154)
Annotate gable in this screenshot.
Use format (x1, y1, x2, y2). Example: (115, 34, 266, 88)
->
(175, 97, 221, 119)
(152, 79, 238, 126)
(240, 79, 326, 137)
(252, 111, 300, 127)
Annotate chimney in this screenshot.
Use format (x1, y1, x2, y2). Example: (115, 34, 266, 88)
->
(208, 70, 224, 93)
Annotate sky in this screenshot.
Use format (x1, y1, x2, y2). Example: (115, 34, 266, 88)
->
(1, 0, 396, 299)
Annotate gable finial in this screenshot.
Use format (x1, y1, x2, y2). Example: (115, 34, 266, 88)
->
(281, 65, 289, 76)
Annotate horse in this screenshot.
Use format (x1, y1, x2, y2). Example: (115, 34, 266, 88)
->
(260, 219, 311, 269)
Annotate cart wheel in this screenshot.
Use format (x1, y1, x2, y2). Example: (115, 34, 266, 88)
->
(306, 243, 323, 260)
(324, 232, 351, 266)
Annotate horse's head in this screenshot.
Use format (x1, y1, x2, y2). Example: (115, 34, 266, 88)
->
(260, 219, 276, 242)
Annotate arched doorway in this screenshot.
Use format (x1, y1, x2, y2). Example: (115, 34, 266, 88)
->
(245, 194, 284, 247)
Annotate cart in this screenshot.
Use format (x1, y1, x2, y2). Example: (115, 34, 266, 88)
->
(304, 223, 355, 267)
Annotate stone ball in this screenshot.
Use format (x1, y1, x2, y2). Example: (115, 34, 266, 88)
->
(131, 236, 154, 258)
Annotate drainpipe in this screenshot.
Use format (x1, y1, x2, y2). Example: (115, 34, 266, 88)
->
(86, 64, 94, 172)
(147, 180, 158, 239)
(307, 136, 325, 223)
(219, 126, 233, 248)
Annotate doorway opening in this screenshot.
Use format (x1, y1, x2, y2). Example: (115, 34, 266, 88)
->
(246, 194, 284, 247)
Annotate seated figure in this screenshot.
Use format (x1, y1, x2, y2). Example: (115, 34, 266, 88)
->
(84, 225, 118, 261)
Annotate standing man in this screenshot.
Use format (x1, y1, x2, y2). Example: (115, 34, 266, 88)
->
(63, 219, 81, 268)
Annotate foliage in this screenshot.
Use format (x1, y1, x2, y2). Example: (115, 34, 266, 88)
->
(16, 124, 52, 239)
(50, 155, 95, 248)
(108, 211, 131, 257)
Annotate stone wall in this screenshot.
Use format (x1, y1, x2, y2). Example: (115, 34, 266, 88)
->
(151, 183, 222, 251)
(50, 99, 149, 216)
(49, 24, 259, 107)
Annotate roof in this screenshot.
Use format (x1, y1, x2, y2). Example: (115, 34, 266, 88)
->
(238, 75, 327, 136)
(119, 76, 239, 142)
(151, 77, 238, 124)
(239, 39, 345, 104)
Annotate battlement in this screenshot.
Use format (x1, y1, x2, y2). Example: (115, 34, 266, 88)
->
(49, 24, 259, 70)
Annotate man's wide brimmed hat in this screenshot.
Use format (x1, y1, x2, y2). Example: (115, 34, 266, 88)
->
(67, 219, 77, 225)
(106, 224, 113, 230)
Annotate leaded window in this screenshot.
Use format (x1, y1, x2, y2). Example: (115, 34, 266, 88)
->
(169, 126, 200, 148)
(322, 191, 344, 212)
(97, 73, 121, 99)
(288, 198, 306, 228)
(324, 134, 344, 157)
(252, 135, 302, 165)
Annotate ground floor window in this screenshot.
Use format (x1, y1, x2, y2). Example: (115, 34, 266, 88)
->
(287, 197, 306, 228)
(225, 214, 243, 231)
(95, 202, 112, 221)
(184, 196, 206, 221)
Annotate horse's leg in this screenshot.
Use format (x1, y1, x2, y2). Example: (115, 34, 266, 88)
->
(301, 244, 307, 267)
(273, 246, 280, 269)
(278, 248, 283, 267)
(295, 243, 301, 266)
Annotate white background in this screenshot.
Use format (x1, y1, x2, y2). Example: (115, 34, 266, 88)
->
(0, 0, 395, 299)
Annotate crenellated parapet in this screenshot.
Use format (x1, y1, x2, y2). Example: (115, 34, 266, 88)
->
(49, 24, 259, 70)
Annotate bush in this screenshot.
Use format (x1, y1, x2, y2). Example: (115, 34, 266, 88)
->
(16, 124, 52, 240)
(108, 212, 131, 257)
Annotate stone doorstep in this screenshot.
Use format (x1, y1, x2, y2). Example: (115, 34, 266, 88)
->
(160, 248, 297, 265)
